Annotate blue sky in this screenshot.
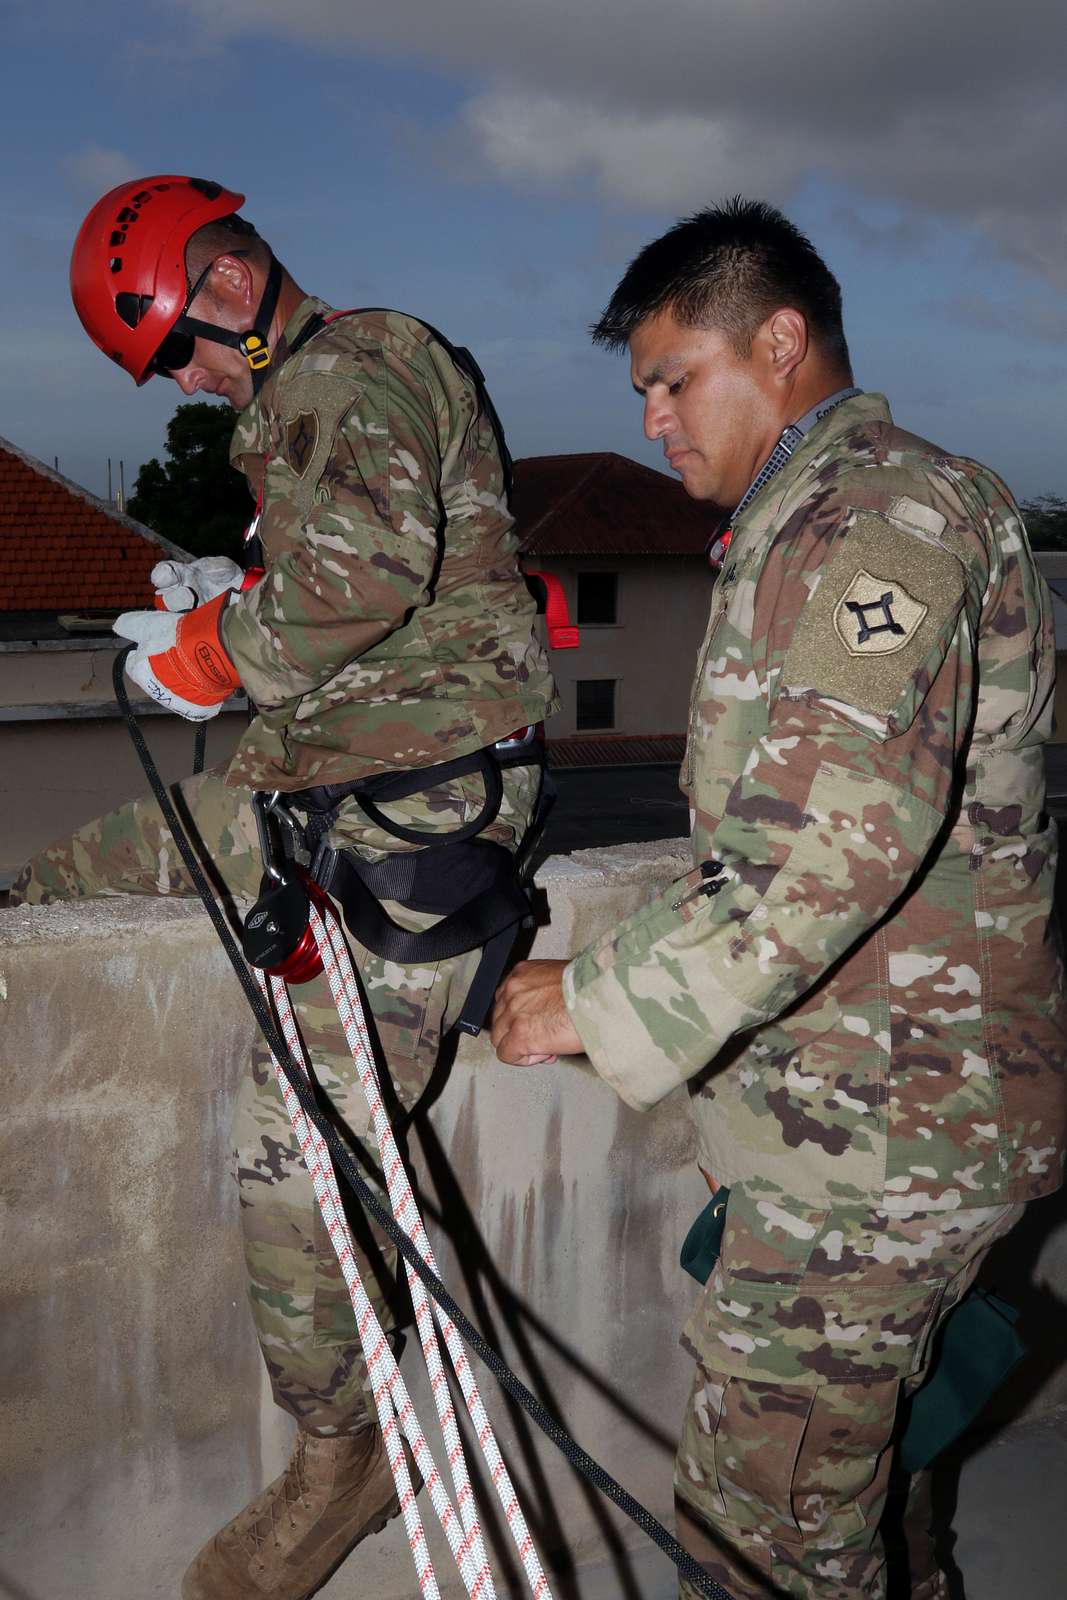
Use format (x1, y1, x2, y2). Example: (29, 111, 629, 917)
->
(2, 0, 1065, 506)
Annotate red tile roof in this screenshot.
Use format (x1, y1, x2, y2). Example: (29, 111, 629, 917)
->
(0, 435, 187, 613)
(513, 452, 719, 558)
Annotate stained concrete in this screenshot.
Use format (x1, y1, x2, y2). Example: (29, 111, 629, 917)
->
(1, 843, 1065, 1600)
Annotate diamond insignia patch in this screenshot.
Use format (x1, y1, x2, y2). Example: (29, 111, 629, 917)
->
(285, 409, 319, 478)
(834, 569, 928, 658)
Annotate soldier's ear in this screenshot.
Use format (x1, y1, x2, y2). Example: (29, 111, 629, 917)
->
(206, 253, 256, 311)
(758, 308, 808, 385)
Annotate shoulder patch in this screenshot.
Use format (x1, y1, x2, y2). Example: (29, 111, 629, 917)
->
(782, 509, 965, 721)
(284, 409, 319, 477)
(834, 570, 928, 657)
(270, 367, 370, 501)
(281, 406, 319, 473)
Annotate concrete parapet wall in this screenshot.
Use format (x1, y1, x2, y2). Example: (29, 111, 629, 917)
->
(2, 840, 1066, 1599)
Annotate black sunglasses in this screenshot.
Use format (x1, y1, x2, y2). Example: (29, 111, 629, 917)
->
(149, 327, 197, 378)
(147, 259, 217, 378)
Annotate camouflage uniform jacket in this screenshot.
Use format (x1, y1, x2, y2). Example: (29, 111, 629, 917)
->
(564, 393, 1067, 1209)
(221, 297, 557, 790)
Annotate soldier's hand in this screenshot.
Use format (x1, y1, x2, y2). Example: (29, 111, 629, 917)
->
(151, 556, 244, 613)
(113, 597, 238, 722)
(491, 959, 583, 1066)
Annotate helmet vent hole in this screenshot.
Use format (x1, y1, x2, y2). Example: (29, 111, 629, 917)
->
(115, 291, 154, 328)
(109, 257, 122, 274)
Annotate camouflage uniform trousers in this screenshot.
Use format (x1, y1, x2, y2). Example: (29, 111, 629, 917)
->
(674, 1186, 1023, 1600)
(12, 758, 540, 1436)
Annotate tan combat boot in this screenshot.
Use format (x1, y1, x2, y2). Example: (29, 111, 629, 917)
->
(182, 1423, 414, 1598)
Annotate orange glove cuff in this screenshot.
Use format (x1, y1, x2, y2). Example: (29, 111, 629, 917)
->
(149, 592, 241, 707)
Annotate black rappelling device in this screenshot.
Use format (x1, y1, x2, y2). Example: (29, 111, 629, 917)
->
(241, 791, 332, 983)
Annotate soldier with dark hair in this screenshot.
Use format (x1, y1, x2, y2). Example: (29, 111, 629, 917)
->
(14, 174, 557, 1600)
(493, 198, 1067, 1599)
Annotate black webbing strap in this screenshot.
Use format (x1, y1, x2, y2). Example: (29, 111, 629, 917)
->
(111, 647, 733, 1600)
(321, 841, 529, 965)
(452, 923, 518, 1037)
(296, 747, 506, 849)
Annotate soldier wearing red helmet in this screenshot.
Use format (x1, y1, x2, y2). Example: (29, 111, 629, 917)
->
(70, 175, 281, 391)
(20, 174, 559, 1598)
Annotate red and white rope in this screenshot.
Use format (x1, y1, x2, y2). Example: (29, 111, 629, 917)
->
(255, 897, 552, 1598)
(308, 901, 551, 1596)
(260, 970, 474, 1596)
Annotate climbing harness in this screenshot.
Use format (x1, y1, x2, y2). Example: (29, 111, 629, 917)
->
(239, 733, 550, 1035)
(113, 648, 733, 1600)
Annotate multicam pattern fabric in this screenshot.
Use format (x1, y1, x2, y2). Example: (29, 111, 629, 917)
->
(564, 393, 1067, 1211)
(674, 1191, 1021, 1600)
(11, 761, 539, 1433)
(222, 297, 558, 791)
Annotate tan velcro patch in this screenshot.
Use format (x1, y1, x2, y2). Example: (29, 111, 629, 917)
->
(833, 570, 928, 658)
(780, 509, 966, 721)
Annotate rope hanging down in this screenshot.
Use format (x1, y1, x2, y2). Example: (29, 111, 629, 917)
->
(111, 646, 734, 1600)
(264, 908, 551, 1597)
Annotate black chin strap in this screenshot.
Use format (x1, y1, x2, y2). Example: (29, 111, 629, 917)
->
(175, 253, 284, 394)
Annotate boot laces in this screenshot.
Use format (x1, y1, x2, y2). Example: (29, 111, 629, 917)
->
(246, 1434, 314, 1558)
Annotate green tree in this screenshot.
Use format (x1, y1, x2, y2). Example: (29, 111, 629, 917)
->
(1020, 494, 1067, 553)
(128, 401, 251, 560)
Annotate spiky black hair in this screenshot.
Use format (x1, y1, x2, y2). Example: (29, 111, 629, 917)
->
(592, 196, 850, 370)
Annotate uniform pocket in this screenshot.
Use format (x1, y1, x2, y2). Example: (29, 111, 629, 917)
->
(678, 1365, 896, 1548)
(684, 1264, 948, 1387)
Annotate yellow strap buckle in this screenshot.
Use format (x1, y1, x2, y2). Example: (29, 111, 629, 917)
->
(240, 332, 271, 372)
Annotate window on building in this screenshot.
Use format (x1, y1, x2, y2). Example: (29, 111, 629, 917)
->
(575, 678, 617, 730)
(576, 571, 618, 626)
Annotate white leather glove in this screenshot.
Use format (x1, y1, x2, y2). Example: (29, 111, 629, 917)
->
(151, 556, 244, 613)
(113, 594, 239, 721)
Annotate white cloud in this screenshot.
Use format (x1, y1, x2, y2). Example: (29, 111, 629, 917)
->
(168, 0, 1067, 282)
(461, 91, 794, 212)
(62, 144, 140, 198)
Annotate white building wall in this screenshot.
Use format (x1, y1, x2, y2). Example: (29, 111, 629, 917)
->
(533, 555, 712, 740)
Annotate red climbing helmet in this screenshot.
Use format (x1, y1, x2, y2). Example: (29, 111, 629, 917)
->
(70, 175, 245, 385)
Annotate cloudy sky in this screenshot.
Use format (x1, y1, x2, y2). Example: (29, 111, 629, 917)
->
(3, 0, 1066, 505)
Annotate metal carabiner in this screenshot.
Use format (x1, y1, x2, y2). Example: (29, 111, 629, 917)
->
(252, 789, 286, 883)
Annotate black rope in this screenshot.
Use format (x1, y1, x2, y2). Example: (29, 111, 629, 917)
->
(192, 722, 207, 776)
(113, 647, 732, 1600)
